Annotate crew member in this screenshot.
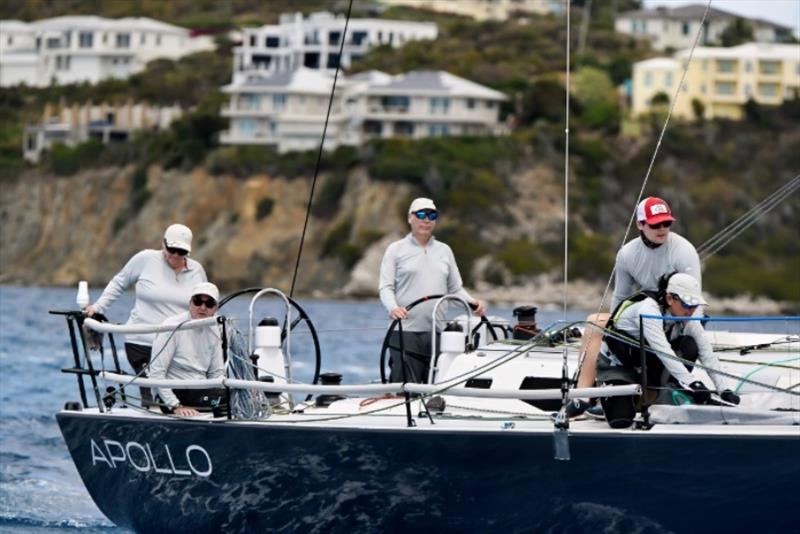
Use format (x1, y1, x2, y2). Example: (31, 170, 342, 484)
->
(379, 197, 486, 383)
(597, 273, 739, 428)
(149, 282, 225, 417)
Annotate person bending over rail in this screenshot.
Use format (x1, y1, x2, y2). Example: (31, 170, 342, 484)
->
(84, 224, 207, 405)
(596, 273, 739, 428)
(149, 282, 225, 417)
(379, 197, 486, 384)
(571, 197, 701, 416)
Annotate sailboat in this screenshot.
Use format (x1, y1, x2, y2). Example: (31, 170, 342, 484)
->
(53, 1, 799, 532)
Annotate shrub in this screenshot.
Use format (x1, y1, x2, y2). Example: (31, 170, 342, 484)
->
(495, 238, 551, 276)
(311, 173, 347, 218)
(256, 197, 274, 221)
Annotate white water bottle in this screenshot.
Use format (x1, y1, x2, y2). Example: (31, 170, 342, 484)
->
(76, 281, 90, 309)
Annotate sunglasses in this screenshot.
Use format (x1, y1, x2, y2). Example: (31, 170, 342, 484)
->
(164, 240, 188, 256)
(191, 295, 217, 308)
(413, 210, 438, 221)
(647, 221, 672, 230)
(670, 294, 698, 310)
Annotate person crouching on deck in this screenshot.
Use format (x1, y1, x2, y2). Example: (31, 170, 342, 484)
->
(149, 282, 225, 416)
(596, 273, 740, 428)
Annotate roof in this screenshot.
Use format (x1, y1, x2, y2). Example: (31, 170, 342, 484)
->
(619, 4, 793, 31)
(676, 42, 800, 61)
(366, 71, 507, 100)
(634, 57, 680, 70)
(224, 67, 343, 95)
(11, 15, 190, 34)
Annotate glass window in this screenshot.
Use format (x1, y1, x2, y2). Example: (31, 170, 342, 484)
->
(239, 119, 256, 135)
(116, 33, 130, 48)
(665, 72, 673, 87)
(155, 34, 161, 46)
(758, 83, 778, 97)
(46, 37, 61, 49)
(466, 98, 476, 109)
(381, 96, 410, 111)
(429, 97, 451, 114)
(140, 33, 146, 45)
(715, 81, 734, 95)
(266, 36, 280, 48)
(273, 94, 287, 111)
(682, 22, 690, 35)
(716, 59, 735, 73)
(644, 71, 653, 86)
(428, 124, 449, 137)
(759, 61, 780, 75)
(79, 32, 93, 48)
(744, 61, 752, 73)
(250, 34, 256, 47)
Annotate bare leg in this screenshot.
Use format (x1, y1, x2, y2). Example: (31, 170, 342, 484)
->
(576, 313, 609, 389)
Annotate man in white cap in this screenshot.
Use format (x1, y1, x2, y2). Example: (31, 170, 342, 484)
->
(571, 197, 701, 415)
(596, 272, 738, 428)
(379, 197, 486, 383)
(149, 282, 225, 416)
(85, 223, 207, 405)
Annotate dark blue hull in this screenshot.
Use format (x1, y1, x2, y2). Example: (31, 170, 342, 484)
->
(57, 411, 799, 533)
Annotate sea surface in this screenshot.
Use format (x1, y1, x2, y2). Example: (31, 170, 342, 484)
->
(0, 285, 590, 533)
(1, 286, 792, 533)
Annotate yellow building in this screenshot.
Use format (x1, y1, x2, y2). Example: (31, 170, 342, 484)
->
(632, 43, 800, 120)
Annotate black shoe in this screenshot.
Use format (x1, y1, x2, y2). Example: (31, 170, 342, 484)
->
(564, 399, 591, 418)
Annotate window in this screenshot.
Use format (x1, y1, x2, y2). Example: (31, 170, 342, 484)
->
(665, 72, 673, 87)
(64, 32, 71, 48)
(682, 22, 690, 35)
(758, 83, 778, 97)
(55, 56, 71, 70)
(155, 34, 161, 46)
(239, 119, 256, 135)
(79, 32, 93, 48)
(6, 36, 11, 46)
(429, 97, 451, 114)
(466, 98, 476, 109)
(329, 31, 341, 45)
(273, 94, 287, 111)
(715, 81, 734, 95)
(392, 121, 414, 136)
(46, 37, 60, 49)
(744, 84, 752, 97)
(116, 33, 130, 48)
(242, 94, 260, 110)
(102, 33, 108, 44)
(250, 34, 256, 47)
(140, 33, 146, 45)
(327, 53, 340, 69)
(644, 71, 653, 87)
(716, 59, 735, 73)
(759, 61, 780, 75)
(428, 124, 449, 137)
(381, 96, 409, 111)
(744, 60, 752, 73)
(352, 31, 368, 45)
(265, 36, 280, 48)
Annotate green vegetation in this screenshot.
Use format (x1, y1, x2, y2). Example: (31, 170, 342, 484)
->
(256, 197, 274, 221)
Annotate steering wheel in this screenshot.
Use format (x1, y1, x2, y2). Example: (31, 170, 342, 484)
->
(379, 295, 501, 383)
(219, 288, 322, 393)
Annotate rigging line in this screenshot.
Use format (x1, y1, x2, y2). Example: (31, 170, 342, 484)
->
(289, 0, 354, 298)
(698, 174, 800, 261)
(698, 174, 800, 255)
(575, 0, 713, 375)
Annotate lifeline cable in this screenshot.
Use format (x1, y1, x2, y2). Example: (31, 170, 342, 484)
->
(289, 0, 354, 298)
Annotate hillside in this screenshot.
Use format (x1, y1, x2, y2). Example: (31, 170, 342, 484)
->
(0, 2, 798, 310)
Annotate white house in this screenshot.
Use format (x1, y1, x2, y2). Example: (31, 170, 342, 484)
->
(0, 16, 215, 87)
(378, 0, 564, 21)
(616, 4, 794, 51)
(220, 68, 507, 152)
(233, 11, 437, 80)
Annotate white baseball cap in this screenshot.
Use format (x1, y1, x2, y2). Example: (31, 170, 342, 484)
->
(164, 224, 192, 253)
(409, 197, 437, 213)
(191, 282, 219, 302)
(666, 273, 707, 306)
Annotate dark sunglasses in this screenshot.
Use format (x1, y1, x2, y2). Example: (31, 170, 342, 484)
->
(191, 295, 217, 308)
(413, 210, 438, 221)
(647, 221, 672, 230)
(670, 294, 698, 310)
(164, 240, 188, 256)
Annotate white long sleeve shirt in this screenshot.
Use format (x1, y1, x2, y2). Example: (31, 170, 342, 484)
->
(602, 297, 730, 391)
(379, 234, 474, 333)
(149, 311, 225, 408)
(612, 232, 701, 310)
(93, 249, 207, 346)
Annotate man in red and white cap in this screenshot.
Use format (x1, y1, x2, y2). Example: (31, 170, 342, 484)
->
(571, 196, 701, 416)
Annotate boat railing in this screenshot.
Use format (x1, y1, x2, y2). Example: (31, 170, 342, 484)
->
(428, 294, 472, 385)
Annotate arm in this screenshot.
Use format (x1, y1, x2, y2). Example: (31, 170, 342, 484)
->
(639, 305, 697, 389)
(207, 327, 225, 380)
(611, 249, 635, 311)
(378, 245, 404, 318)
(90, 251, 149, 315)
(446, 247, 486, 316)
(685, 320, 730, 392)
(148, 328, 180, 408)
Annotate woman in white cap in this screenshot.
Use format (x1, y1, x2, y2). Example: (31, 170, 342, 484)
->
(596, 272, 738, 428)
(84, 224, 207, 403)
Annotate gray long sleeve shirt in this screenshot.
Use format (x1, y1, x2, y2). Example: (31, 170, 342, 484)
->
(602, 297, 730, 391)
(149, 311, 225, 408)
(93, 250, 207, 346)
(612, 232, 701, 310)
(379, 234, 474, 333)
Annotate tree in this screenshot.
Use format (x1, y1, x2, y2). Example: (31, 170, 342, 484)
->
(650, 91, 670, 107)
(719, 18, 754, 47)
(691, 98, 706, 121)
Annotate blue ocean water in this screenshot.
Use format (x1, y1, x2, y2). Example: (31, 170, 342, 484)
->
(0, 285, 587, 532)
